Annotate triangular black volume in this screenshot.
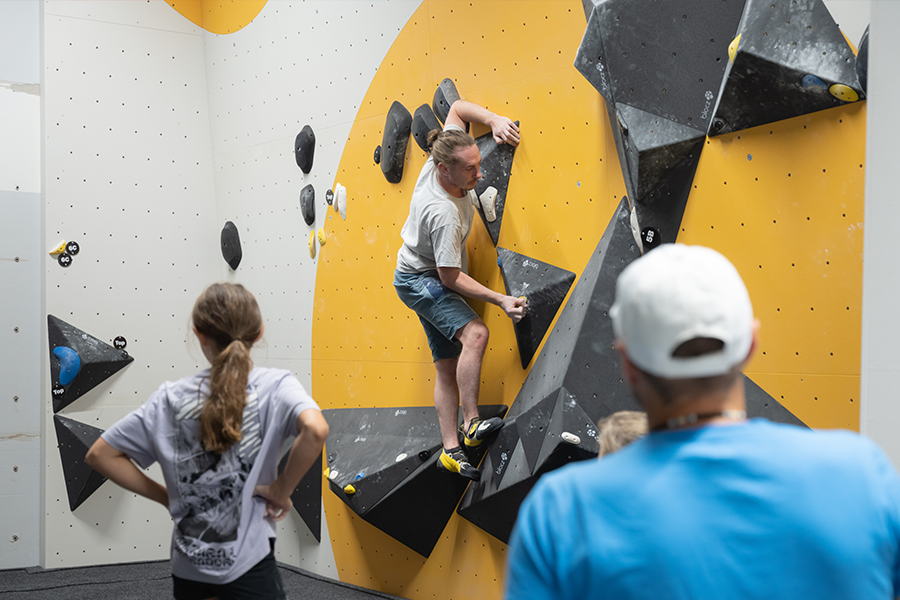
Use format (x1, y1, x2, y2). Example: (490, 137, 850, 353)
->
(294, 125, 315, 174)
(53, 415, 107, 511)
(300, 185, 315, 227)
(576, 0, 746, 133)
(497, 248, 576, 368)
(457, 441, 536, 544)
(710, 0, 863, 137)
(613, 103, 705, 245)
(48, 315, 134, 413)
(221, 221, 242, 270)
(381, 101, 412, 184)
(472, 123, 518, 246)
(573, 2, 615, 105)
(323, 405, 506, 557)
(505, 198, 641, 424)
(744, 375, 807, 427)
(279, 450, 323, 542)
(432, 78, 461, 125)
(516, 390, 568, 473)
(412, 104, 441, 152)
(533, 388, 600, 475)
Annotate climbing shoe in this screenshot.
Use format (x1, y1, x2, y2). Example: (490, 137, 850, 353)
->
(461, 416, 505, 448)
(437, 446, 480, 481)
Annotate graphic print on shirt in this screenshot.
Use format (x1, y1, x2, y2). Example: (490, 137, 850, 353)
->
(171, 388, 263, 570)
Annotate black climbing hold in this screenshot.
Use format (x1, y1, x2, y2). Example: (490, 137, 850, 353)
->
(412, 104, 441, 152)
(54, 415, 108, 511)
(322, 404, 506, 557)
(432, 78, 461, 125)
(712, 117, 727, 133)
(496, 248, 576, 369)
(220, 221, 242, 270)
(279, 450, 323, 542)
(57, 253, 72, 268)
(374, 145, 381, 164)
(473, 122, 519, 246)
(300, 184, 315, 226)
(113, 336, 127, 351)
(294, 125, 315, 174)
(380, 101, 412, 184)
(856, 25, 869, 94)
(48, 315, 134, 413)
(641, 227, 661, 250)
(65, 241, 80, 256)
(326, 189, 334, 206)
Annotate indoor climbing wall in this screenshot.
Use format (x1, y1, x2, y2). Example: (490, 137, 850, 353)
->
(35, 0, 870, 598)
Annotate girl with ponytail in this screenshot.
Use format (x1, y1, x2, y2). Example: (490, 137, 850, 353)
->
(87, 283, 328, 600)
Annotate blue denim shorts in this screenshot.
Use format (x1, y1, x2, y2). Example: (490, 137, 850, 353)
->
(394, 270, 479, 361)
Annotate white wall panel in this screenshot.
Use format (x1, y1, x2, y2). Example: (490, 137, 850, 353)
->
(43, 0, 218, 568)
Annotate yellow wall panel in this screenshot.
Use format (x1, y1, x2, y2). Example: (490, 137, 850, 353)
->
(313, 1, 866, 598)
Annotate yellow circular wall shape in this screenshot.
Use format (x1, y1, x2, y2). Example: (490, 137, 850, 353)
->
(168, 0, 266, 34)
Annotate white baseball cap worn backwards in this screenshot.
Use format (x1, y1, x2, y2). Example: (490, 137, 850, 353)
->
(609, 244, 754, 379)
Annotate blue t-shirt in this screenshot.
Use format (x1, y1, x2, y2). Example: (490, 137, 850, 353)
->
(506, 419, 900, 600)
(102, 367, 320, 584)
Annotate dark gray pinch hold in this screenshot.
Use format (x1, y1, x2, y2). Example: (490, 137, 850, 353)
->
(294, 125, 316, 174)
(412, 104, 441, 152)
(221, 220, 242, 270)
(300, 184, 316, 226)
(380, 101, 412, 184)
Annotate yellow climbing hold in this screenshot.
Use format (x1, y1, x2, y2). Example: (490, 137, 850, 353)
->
(829, 84, 859, 102)
(344, 484, 356, 495)
(317, 228, 327, 246)
(323, 467, 330, 479)
(48, 240, 67, 256)
(309, 231, 316, 259)
(728, 34, 741, 63)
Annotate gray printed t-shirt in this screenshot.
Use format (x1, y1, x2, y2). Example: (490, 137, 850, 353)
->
(396, 124, 476, 274)
(102, 367, 319, 584)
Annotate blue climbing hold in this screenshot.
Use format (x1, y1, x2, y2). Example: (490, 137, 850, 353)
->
(497, 257, 502, 267)
(53, 346, 81, 386)
(355, 472, 366, 481)
(801, 74, 828, 91)
(747, 154, 752, 161)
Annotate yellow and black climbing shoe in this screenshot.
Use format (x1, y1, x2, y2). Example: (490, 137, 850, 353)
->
(461, 417, 505, 448)
(437, 446, 480, 481)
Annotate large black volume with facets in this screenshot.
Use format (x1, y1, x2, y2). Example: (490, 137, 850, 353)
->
(473, 123, 518, 246)
(295, 125, 315, 174)
(221, 221, 242, 270)
(48, 315, 134, 413)
(381, 101, 412, 184)
(278, 450, 323, 542)
(710, 0, 864, 137)
(497, 248, 576, 369)
(323, 404, 506, 557)
(54, 415, 107, 511)
(458, 387, 599, 543)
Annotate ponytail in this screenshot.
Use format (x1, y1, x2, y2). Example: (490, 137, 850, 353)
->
(191, 283, 262, 454)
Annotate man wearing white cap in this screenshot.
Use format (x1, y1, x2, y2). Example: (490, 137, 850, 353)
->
(505, 243, 900, 599)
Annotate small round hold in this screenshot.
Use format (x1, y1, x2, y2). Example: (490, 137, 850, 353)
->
(113, 336, 127, 350)
(395, 453, 408, 462)
(328, 469, 338, 480)
(326, 189, 334, 206)
(801, 74, 827, 91)
(374, 145, 382, 164)
(355, 471, 366, 481)
(52, 382, 65, 398)
(712, 118, 726, 133)
(65, 241, 80, 256)
(561, 431, 581, 445)
(328, 452, 336, 463)
(829, 84, 859, 103)
(57, 253, 72, 268)
(641, 227, 661, 250)
(343, 484, 356, 495)
(418, 450, 431, 461)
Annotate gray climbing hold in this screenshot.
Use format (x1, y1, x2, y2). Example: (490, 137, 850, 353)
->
(295, 125, 315, 174)
(300, 184, 315, 226)
(380, 101, 412, 184)
(432, 78, 461, 124)
(412, 104, 441, 152)
(221, 221, 242, 270)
